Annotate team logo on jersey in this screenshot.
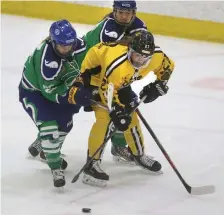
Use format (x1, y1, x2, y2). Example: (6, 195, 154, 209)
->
(45, 60, 59, 69)
(130, 72, 142, 82)
(43, 84, 57, 93)
(67, 119, 73, 127)
(104, 30, 118, 38)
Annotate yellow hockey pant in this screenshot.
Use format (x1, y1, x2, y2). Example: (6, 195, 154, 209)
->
(88, 106, 145, 159)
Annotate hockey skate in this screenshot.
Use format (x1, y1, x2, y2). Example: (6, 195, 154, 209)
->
(28, 139, 68, 170)
(28, 138, 41, 157)
(28, 138, 66, 158)
(82, 159, 109, 187)
(134, 154, 163, 174)
(111, 145, 135, 163)
(51, 169, 65, 187)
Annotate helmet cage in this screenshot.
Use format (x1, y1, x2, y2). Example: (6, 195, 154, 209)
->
(128, 48, 152, 69)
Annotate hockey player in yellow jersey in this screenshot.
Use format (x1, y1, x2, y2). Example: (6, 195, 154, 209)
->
(81, 31, 174, 187)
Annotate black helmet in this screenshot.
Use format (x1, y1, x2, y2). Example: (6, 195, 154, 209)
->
(129, 31, 155, 56)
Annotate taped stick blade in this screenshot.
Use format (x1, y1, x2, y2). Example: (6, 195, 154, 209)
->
(107, 83, 114, 110)
(190, 185, 215, 195)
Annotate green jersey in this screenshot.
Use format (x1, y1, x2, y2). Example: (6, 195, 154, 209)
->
(21, 38, 86, 104)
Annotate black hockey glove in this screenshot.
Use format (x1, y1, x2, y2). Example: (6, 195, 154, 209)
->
(118, 85, 138, 113)
(83, 86, 101, 112)
(124, 93, 139, 114)
(109, 104, 131, 131)
(139, 80, 169, 103)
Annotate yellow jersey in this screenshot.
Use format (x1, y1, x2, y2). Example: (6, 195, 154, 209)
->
(81, 42, 174, 105)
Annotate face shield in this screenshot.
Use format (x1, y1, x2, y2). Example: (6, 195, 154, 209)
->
(128, 48, 152, 69)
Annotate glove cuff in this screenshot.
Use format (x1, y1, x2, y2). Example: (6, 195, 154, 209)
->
(68, 86, 78, 104)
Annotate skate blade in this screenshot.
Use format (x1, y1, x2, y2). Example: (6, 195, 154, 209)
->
(61, 153, 66, 158)
(113, 155, 155, 166)
(139, 166, 163, 175)
(52, 186, 65, 193)
(145, 170, 163, 175)
(82, 174, 107, 188)
(26, 153, 46, 162)
(113, 156, 136, 165)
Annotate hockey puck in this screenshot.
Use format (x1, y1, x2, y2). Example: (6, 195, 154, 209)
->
(82, 208, 91, 213)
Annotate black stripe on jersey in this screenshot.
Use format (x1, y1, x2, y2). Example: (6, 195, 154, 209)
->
(105, 53, 127, 78)
(154, 50, 163, 54)
(164, 53, 171, 64)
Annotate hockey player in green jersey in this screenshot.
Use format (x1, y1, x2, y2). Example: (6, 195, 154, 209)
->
(19, 20, 92, 187)
(83, 0, 148, 164)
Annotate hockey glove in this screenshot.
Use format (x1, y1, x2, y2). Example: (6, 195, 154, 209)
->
(83, 86, 101, 112)
(109, 104, 131, 131)
(68, 83, 92, 106)
(140, 80, 169, 103)
(124, 93, 139, 114)
(117, 85, 138, 113)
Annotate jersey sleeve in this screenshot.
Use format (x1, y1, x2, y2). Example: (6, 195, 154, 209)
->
(80, 44, 103, 88)
(153, 47, 175, 82)
(81, 45, 102, 73)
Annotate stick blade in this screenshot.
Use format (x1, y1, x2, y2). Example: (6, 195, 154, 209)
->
(107, 83, 114, 110)
(71, 175, 79, 183)
(190, 185, 215, 195)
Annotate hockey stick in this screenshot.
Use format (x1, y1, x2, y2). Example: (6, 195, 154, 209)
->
(89, 83, 114, 111)
(107, 83, 114, 111)
(136, 109, 215, 195)
(71, 93, 146, 183)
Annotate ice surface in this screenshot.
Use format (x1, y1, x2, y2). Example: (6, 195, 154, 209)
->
(1, 15, 224, 215)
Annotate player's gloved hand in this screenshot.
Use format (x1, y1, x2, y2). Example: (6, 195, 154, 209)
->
(68, 83, 92, 106)
(83, 86, 101, 112)
(109, 104, 131, 131)
(118, 86, 138, 113)
(124, 93, 139, 114)
(139, 80, 169, 103)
